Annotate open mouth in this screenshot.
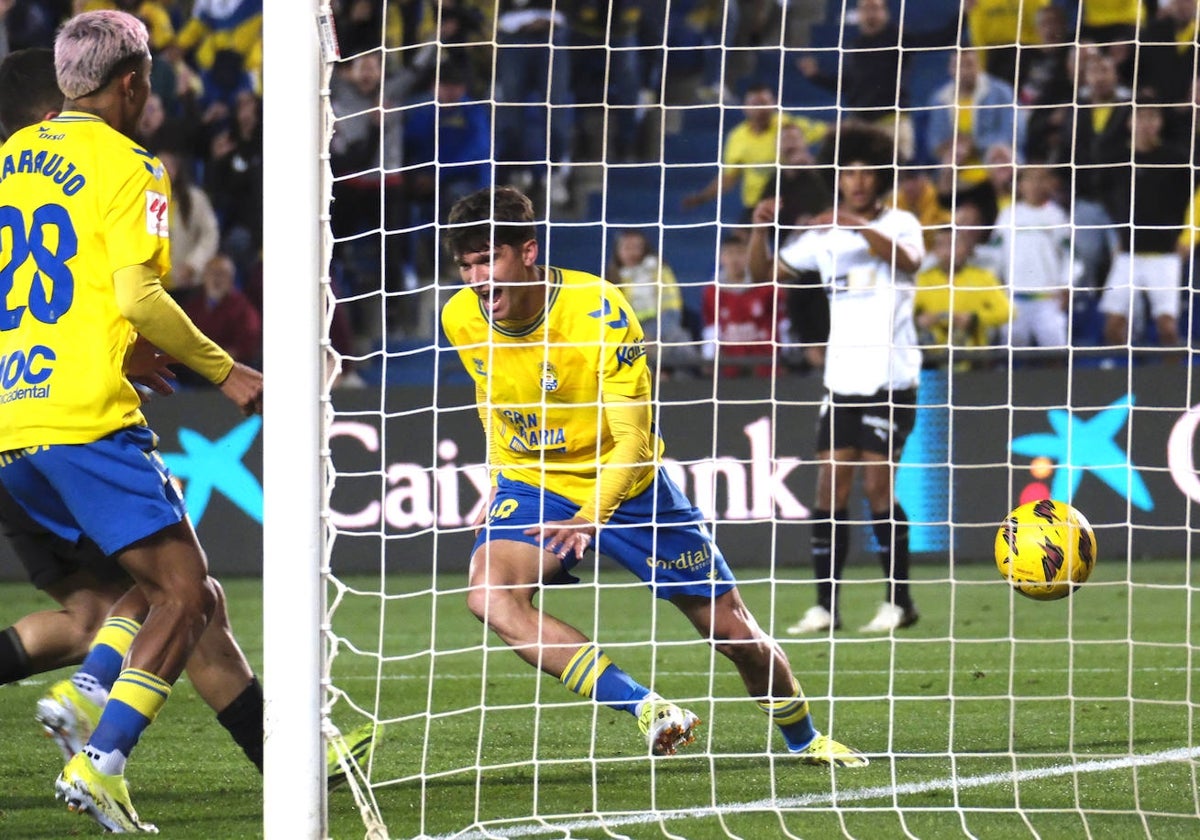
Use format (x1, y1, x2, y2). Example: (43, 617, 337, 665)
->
(480, 286, 504, 316)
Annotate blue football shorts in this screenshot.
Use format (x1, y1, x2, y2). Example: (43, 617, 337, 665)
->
(474, 469, 736, 600)
(0, 425, 187, 557)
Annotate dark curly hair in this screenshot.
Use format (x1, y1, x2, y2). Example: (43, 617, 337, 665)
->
(444, 186, 537, 257)
(818, 119, 896, 169)
(815, 120, 896, 198)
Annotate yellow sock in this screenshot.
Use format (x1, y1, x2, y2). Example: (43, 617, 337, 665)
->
(757, 678, 817, 750)
(108, 668, 172, 724)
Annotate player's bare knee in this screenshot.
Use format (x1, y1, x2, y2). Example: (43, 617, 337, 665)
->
(465, 584, 525, 632)
(708, 616, 763, 665)
(207, 577, 230, 622)
(67, 597, 118, 639)
(184, 575, 219, 626)
(864, 487, 891, 511)
(712, 635, 763, 669)
(465, 586, 490, 623)
(56, 617, 100, 660)
(466, 584, 511, 625)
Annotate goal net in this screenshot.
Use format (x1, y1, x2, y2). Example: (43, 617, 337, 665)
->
(267, 1, 1200, 837)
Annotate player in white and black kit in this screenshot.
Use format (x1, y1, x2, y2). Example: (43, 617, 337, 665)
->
(748, 121, 925, 634)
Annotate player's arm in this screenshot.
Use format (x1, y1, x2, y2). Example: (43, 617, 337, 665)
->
(683, 141, 742, 210)
(857, 222, 922, 275)
(472, 381, 499, 532)
(124, 335, 177, 397)
(748, 198, 801, 281)
(532, 290, 654, 561)
(576, 392, 654, 525)
(827, 209, 923, 275)
(682, 169, 739, 209)
(532, 392, 653, 562)
(113, 264, 262, 414)
(475, 381, 502, 478)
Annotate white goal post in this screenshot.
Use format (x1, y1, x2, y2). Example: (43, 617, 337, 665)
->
(262, 1, 324, 838)
(262, 2, 1200, 838)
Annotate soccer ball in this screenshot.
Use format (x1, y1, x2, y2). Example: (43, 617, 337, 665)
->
(994, 499, 1097, 601)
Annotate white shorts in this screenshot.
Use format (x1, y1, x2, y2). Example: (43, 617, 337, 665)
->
(1002, 295, 1068, 349)
(1098, 252, 1182, 321)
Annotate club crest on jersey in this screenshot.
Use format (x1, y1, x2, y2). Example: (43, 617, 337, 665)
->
(539, 362, 559, 392)
(473, 357, 486, 376)
(146, 191, 169, 237)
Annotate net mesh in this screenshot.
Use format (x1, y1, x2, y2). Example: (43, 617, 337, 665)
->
(317, 2, 1199, 837)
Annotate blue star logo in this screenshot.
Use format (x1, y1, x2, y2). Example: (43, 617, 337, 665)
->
(161, 417, 263, 525)
(1011, 394, 1152, 511)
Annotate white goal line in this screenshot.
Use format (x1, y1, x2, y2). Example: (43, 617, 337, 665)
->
(334, 663, 1195, 682)
(430, 746, 1200, 840)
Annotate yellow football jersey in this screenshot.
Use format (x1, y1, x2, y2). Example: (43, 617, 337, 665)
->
(0, 112, 171, 449)
(441, 266, 664, 509)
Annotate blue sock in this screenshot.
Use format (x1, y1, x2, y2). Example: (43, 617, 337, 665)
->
(87, 669, 171, 774)
(560, 643, 650, 715)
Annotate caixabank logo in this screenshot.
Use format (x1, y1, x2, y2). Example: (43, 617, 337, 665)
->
(1168, 402, 1200, 504)
(161, 415, 263, 526)
(1010, 395, 1152, 512)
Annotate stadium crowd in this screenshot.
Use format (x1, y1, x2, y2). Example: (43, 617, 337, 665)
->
(324, 0, 1198, 381)
(3, 1, 1196, 385)
(0, 0, 266, 372)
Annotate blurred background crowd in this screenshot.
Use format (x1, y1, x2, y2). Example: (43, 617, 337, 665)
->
(319, 0, 1200, 386)
(0, 0, 265, 382)
(4, 1, 1196, 387)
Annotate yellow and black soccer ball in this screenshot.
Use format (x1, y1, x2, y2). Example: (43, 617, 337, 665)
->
(994, 499, 1098, 601)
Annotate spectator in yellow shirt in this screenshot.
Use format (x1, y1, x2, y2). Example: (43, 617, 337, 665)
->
(175, 0, 263, 85)
(1079, 0, 1146, 76)
(682, 83, 826, 218)
(892, 167, 952, 249)
(79, 1, 175, 51)
(915, 223, 1011, 370)
(966, 0, 1051, 86)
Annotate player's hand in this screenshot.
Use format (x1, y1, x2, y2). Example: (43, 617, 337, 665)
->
(813, 207, 867, 229)
(125, 337, 177, 397)
(809, 208, 837, 227)
(219, 362, 264, 415)
(751, 198, 777, 225)
(474, 487, 497, 535)
(526, 517, 596, 562)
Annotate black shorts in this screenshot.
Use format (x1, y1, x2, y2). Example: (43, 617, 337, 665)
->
(815, 388, 917, 457)
(0, 484, 127, 592)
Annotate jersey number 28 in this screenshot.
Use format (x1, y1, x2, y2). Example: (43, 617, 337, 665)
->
(0, 203, 77, 330)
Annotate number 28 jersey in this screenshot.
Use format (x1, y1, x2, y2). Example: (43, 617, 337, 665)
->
(0, 112, 171, 449)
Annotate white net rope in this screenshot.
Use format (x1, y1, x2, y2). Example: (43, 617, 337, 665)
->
(317, 2, 1199, 838)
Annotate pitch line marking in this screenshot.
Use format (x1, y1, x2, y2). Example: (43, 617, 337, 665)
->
(325, 663, 1195, 682)
(429, 746, 1200, 839)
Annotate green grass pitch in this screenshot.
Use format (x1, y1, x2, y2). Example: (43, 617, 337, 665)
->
(0, 556, 1196, 838)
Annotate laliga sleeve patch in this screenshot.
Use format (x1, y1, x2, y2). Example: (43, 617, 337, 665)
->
(146, 191, 169, 237)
